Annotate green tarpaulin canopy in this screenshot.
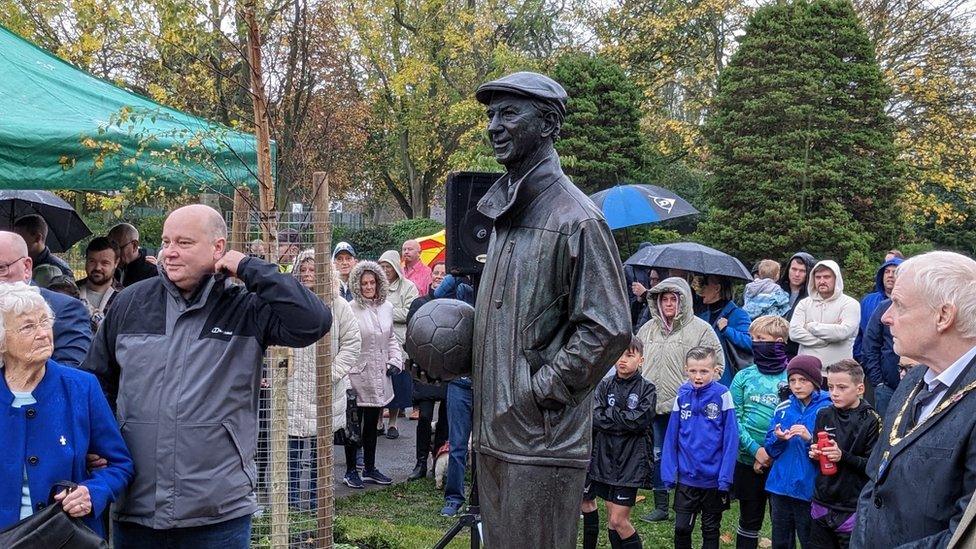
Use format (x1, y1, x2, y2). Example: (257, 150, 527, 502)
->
(0, 24, 270, 193)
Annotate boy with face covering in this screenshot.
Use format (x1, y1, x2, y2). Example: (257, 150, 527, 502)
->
(729, 316, 791, 549)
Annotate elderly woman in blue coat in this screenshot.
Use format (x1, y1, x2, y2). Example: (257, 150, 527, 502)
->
(0, 282, 133, 538)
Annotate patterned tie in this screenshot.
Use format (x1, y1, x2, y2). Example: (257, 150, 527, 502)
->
(910, 381, 945, 428)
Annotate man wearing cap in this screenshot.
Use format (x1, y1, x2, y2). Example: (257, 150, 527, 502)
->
(471, 71, 632, 546)
(332, 242, 357, 302)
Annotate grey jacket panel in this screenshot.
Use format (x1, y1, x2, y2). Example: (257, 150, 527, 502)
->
(83, 257, 331, 528)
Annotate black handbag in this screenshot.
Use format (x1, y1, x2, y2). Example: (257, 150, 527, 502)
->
(0, 481, 107, 549)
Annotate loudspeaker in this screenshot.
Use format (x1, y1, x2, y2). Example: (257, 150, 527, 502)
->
(445, 171, 501, 275)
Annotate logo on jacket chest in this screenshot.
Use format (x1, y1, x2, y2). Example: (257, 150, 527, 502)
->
(627, 393, 639, 410)
(704, 402, 721, 420)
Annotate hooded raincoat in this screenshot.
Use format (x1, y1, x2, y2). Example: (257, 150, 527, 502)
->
(377, 250, 420, 345)
(287, 249, 362, 436)
(637, 277, 726, 415)
(347, 261, 404, 408)
(788, 260, 860, 368)
(853, 257, 903, 359)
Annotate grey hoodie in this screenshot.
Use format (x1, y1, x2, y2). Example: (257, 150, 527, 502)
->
(637, 277, 726, 414)
(788, 259, 860, 367)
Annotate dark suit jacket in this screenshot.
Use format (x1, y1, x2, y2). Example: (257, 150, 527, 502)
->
(852, 350, 976, 548)
(39, 286, 92, 367)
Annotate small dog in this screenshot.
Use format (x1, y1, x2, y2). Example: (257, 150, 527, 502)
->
(433, 437, 472, 489)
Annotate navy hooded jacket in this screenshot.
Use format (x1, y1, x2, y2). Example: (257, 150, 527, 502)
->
(854, 257, 903, 359)
(862, 300, 900, 389)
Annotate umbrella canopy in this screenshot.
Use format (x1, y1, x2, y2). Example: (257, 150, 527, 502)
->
(417, 229, 447, 267)
(589, 184, 699, 230)
(625, 241, 752, 281)
(0, 190, 92, 252)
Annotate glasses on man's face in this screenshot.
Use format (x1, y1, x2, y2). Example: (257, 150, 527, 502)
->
(15, 317, 55, 337)
(0, 256, 26, 277)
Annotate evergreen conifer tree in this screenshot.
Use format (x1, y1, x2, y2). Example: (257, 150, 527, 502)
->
(553, 53, 645, 193)
(701, 0, 902, 264)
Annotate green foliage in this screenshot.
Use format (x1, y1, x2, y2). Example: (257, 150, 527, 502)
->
(343, 226, 398, 261)
(552, 53, 645, 193)
(338, 218, 444, 261)
(388, 218, 445, 246)
(700, 0, 904, 267)
(615, 227, 685, 260)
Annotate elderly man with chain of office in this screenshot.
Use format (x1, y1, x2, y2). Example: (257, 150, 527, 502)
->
(851, 251, 976, 548)
(470, 72, 632, 547)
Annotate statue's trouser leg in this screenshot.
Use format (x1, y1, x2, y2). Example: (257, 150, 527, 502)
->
(477, 452, 586, 548)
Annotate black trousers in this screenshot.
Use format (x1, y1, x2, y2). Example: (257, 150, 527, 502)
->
(733, 462, 770, 549)
(415, 400, 449, 461)
(673, 484, 727, 549)
(359, 406, 382, 471)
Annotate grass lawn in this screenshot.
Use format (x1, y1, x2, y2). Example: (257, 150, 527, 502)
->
(335, 478, 773, 548)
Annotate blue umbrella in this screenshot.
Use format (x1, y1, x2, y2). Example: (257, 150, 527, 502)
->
(589, 184, 698, 230)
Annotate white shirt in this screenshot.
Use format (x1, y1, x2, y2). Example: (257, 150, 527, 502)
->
(918, 344, 976, 423)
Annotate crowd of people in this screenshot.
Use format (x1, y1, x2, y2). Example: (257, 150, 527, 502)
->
(2, 206, 976, 549)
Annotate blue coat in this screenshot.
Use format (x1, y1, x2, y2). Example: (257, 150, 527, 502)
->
(862, 300, 899, 389)
(40, 287, 92, 368)
(854, 257, 902, 360)
(0, 360, 133, 537)
(697, 301, 753, 387)
(661, 381, 739, 491)
(764, 390, 832, 501)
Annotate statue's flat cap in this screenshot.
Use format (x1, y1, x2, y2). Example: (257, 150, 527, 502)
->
(475, 72, 567, 115)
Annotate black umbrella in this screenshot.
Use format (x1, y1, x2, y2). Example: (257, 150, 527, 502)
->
(0, 190, 92, 252)
(625, 241, 753, 281)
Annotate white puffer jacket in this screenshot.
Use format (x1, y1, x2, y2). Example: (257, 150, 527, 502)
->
(287, 249, 362, 436)
(347, 261, 404, 407)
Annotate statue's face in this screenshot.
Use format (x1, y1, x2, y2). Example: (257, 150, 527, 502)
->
(485, 94, 546, 168)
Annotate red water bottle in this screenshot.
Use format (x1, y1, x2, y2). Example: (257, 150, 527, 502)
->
(817, 431, 837, 476)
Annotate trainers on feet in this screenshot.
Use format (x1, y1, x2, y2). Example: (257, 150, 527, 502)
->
(362, 468, 393, 485)
(343, 471, 365, 489)
(386, 426, 399, 439)
(440, 501, 463, 517)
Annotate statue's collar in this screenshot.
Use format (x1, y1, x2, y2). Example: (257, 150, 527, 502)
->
(477, 151, 562, 220)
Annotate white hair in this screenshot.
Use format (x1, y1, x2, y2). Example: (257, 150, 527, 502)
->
(0, 282, 55, 354)
(899, 251, 976, 339)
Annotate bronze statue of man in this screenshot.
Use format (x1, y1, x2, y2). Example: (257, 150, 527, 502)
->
(471, 72, 633, 547)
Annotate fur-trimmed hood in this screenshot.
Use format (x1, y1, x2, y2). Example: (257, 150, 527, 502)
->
(349, 260, 389, 307)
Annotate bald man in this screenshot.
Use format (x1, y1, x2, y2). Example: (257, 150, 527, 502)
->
(82, 205, 332, 546)
(402, 238, 432, 296)
(0, 231, 92, 366)
(107, 222, 158, 287)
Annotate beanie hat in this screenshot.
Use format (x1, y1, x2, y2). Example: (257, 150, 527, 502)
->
(787, 355, 823, 386)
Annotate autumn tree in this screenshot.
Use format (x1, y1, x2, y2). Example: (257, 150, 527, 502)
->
(854, 0, 976, 252)
(596, 0, 748, 162)
(701, 0, 903, 264)
(337, 0, 577, 218)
